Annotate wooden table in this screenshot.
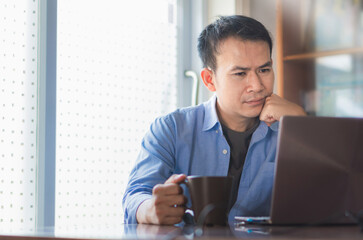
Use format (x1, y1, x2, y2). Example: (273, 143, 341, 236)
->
(0, 223, 362, 239)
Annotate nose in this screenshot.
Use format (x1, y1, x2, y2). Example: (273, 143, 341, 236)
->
(246, 72, 264, 93)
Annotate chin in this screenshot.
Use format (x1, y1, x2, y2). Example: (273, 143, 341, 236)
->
(240, 112, 261, 119)
(241, 108, 263, 119)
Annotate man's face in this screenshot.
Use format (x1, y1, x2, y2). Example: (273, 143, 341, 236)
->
(210, 37, 274, 124)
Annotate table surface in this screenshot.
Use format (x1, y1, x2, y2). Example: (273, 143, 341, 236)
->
(0, 223, 362, 239)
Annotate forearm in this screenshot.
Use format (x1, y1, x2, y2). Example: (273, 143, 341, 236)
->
(124, 115, 179, 224)
(287, 101, 307, 117)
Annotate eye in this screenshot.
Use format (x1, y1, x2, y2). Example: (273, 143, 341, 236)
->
(234, 72, 246, 77)
(259, 68, 271, 74)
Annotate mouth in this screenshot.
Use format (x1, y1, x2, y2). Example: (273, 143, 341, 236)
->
(244, 97, 265, 106)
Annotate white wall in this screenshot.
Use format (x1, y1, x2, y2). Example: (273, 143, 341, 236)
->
(207, 0, 236, 23)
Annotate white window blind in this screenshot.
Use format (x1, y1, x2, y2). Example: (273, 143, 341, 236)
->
(56, 0, 178, 229)
(0, 0, 38, 229)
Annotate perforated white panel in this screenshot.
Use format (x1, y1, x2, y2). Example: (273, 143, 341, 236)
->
(0, 0, 38, 229)
(56, 0, 178, 229)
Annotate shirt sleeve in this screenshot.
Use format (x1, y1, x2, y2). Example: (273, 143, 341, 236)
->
(122, 115, 177, 224)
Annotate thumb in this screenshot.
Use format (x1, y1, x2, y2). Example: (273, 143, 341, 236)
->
(165, 174, 187, 184)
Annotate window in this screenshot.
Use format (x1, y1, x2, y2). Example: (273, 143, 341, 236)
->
(56, 0, 178, 229)
(0, 0, 200, 230)
(0, 0, 38, 229)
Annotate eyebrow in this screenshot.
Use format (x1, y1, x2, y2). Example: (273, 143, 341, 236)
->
(230, 61, 272, 71)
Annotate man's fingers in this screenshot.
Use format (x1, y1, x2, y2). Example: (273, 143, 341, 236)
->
(154, 194, 187, 207)
(162, 216, 184, 225)
(167, 205, 186, 217)
(152, 174, 186, 196)
(141, 174, 188, 225)
(260, 94, 286, 125)
(165, 174, 187, 184)
(156, 215, 184, 225)
(260, 113, 277, 125)
(260, 104, 277, 124)
(154, 205, 186, 225)
(261, 93, 306, 124)
(153, 183, 184, 196)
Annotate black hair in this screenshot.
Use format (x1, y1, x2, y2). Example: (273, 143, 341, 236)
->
(197, 15, 273, 71)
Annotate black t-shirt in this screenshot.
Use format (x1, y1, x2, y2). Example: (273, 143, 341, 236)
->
(221, 120, 259, 210)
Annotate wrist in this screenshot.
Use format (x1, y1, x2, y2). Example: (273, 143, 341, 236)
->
(136, 198, 152, 224)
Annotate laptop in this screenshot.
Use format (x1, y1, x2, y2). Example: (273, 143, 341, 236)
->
(235, 116, 363, 225)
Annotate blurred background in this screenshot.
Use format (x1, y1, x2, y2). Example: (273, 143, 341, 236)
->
(0, 0, 362, 231)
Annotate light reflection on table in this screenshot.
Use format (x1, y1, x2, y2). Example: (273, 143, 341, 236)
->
(0, 223, 362, 239)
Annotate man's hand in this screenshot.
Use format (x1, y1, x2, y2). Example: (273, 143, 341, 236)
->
(260, 94, 306, 126)
(136, 174, 187, 225)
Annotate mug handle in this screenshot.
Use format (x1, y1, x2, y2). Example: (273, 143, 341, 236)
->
(179, 180, 195, 225)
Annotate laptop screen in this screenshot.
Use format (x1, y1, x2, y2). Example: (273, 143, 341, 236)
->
(270, 116, 363, 224)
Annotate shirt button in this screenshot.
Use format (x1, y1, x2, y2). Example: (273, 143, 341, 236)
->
(215, 130, 218, 133)
(222, 149, 228, 155)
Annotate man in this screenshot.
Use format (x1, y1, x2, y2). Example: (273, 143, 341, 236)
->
(122, 15, 306, 225)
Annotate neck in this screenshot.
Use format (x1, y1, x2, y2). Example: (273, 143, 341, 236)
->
(216, 105, 258, 132)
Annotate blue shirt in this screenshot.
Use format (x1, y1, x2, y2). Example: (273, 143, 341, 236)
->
(122, 95, 279, 224)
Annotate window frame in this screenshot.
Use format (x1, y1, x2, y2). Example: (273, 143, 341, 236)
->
(37, 0, 57, 229)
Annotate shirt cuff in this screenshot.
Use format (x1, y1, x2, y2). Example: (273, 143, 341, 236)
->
(124, 193, 152, 224)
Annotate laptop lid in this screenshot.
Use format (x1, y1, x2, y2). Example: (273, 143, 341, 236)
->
(270, 116, 363, 225)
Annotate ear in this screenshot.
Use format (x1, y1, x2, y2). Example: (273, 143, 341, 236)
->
(200, 68, 216, 92)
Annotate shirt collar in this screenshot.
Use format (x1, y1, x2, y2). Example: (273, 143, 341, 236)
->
(252, 121, 279, 143)
(202, 95, 219, 131)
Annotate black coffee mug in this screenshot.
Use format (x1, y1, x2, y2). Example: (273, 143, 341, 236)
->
(181, 176, 233, 226)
